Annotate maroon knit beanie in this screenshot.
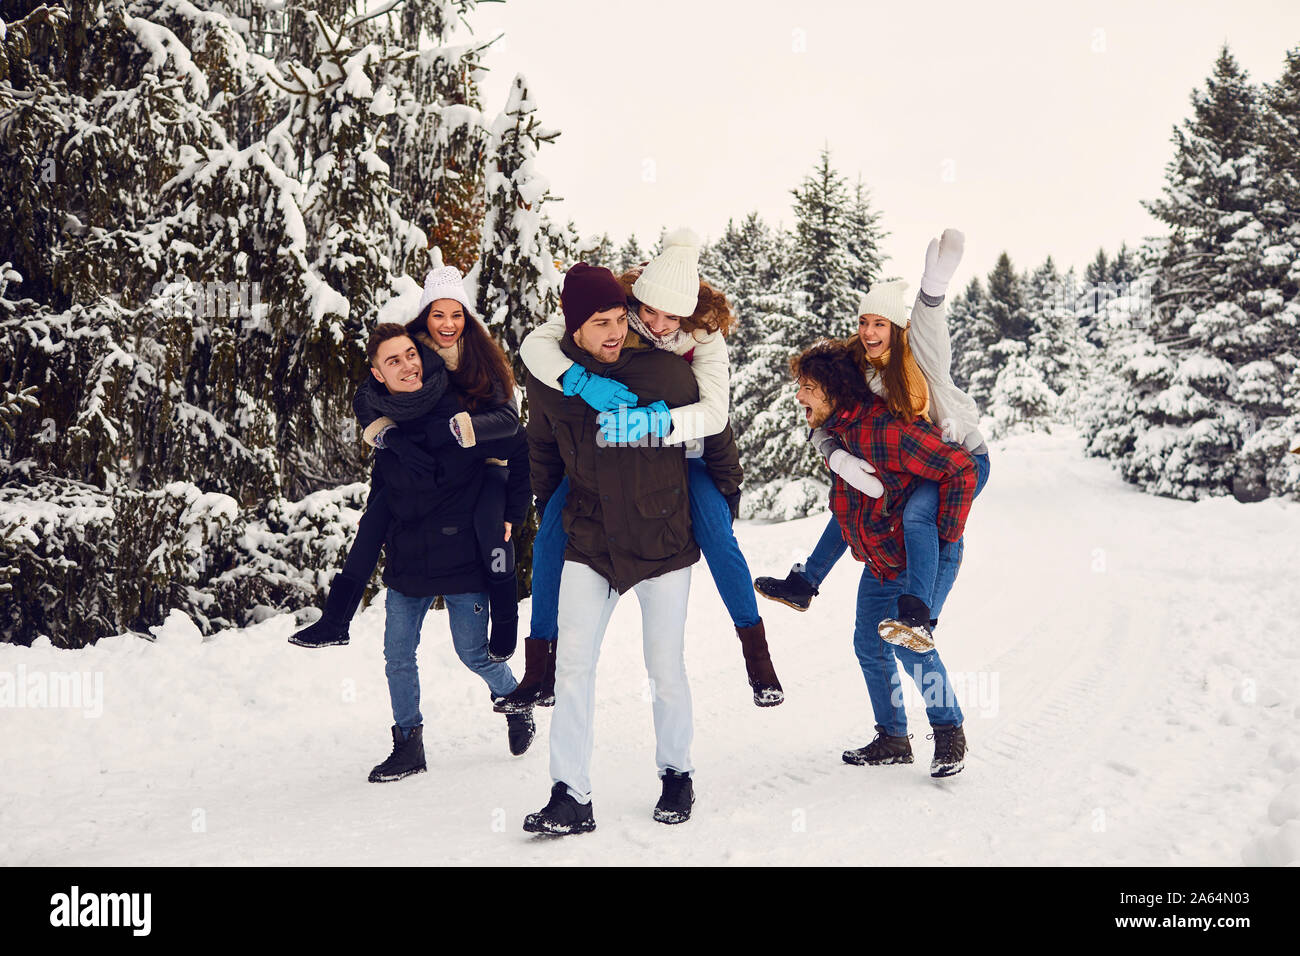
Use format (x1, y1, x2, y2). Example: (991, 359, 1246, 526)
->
(561, 262, 627, 336)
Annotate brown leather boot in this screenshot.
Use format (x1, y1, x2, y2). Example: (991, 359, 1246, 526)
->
(494, 637, 551, 713)
(736, 619, 783, 707)
(537, 637, 557, 707)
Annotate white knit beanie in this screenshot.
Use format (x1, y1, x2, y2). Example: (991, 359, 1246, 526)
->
(417, 266, 473, 317)
(632, 228, 701, 317)
(857, 279, 909, 329)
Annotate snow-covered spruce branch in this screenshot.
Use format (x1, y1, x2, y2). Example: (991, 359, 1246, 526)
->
(0, 385, 39, 439)
(342, 0, 408, 32)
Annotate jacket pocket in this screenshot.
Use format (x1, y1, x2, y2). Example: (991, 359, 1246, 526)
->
(561, 486, 602, 545)
(427, 522, 477, 580)
(634, 486, 690, 561)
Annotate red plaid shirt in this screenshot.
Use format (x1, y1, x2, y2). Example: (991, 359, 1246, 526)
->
(825, 395, 977, 581)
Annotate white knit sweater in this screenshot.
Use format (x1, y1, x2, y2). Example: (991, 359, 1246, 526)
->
(881, 292, 987, 454)
(518, 312, 730, 444)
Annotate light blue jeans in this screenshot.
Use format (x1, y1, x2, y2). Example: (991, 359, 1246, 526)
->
(383, 589, 518, 734)
(550, 561, 694, 802)
(800, 452, 991, 621)
(853, 568, 964, 736)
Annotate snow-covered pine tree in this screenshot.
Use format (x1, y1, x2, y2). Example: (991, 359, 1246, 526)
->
(1025, 256, 1091, 421)
(1237, 44, 1300, 499)
(617, 233, 645, 272)
(954, 253, 1032, 412)
(1109, 242, 1138, 287)
(1119, 45, 1280, 499)
(946, 277, 986, 393)
(576, 233, 616, 269)
(467, 72, 565, 389)
(844, 176, 887, 297)
(0, 0, 511, 645)
(700, 212, 785, 369)
(987, 345, 1056, 438)
(789, 147, 857, 338)
(1077, 265, 1171, 486)
(729, 301, 827, 519)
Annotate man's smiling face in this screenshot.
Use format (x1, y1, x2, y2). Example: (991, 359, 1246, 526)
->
(370, 334, 423, 393)
(573, 306, 629, 364)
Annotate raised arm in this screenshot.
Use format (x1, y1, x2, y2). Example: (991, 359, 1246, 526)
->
(905, 229, 964, 387)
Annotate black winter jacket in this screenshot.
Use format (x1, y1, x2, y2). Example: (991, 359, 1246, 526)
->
(376, 388, 530, 598)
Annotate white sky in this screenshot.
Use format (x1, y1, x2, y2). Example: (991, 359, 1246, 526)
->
(455, 0, 1300, 284)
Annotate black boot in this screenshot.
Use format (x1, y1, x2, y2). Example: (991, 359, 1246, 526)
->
(653, 769, 695, 824)
(505, 710, 535, 756)
(368, 724, 427, 782)
(289, 573, 366, 647)
(537, 638, 557, 707)
(753, 567, 818, 612)
(486, 575, 519, 662)
(494, 637, 551, 713)
(928, 723, 966, 778)
(842, 725, 914, 766)
(523, 782, 596, 835)
(736, 619, 783, 707)
(877, 594, 935, 652)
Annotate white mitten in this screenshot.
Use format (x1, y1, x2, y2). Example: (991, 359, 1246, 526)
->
(920, 228, 965, 299)
(828, 449, 884, 498)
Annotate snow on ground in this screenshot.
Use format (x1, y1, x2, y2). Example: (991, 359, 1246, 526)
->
(3, 429, 1299, 866)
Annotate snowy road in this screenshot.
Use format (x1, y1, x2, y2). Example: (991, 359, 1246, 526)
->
(3, 430, 1298, 865)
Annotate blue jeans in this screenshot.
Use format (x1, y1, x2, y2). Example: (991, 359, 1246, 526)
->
(800, 451, 992, 621)
(853, 568, 964, 736)
(528, 462, 761, 639)
(688, 457, 760, 628)
(527, 479, 570, 642)
(383, 589, 517, 734)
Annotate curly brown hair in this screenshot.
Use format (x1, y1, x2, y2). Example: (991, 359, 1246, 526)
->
(789, 339, 875, 412)
(618, 268, 738, 337)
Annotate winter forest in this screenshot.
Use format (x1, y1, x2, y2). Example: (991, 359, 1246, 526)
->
(2, 0, 1300, 650)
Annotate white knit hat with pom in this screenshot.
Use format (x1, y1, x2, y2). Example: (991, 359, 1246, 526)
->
(857, 279, 909, 329)
(633, 228, 701, 317)
(417, 266, 473, 316)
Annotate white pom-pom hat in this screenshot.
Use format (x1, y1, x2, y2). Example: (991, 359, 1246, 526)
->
(632, 228, 701, 317)
(857, 279, 909, 329)
(417, 266, 473, 317)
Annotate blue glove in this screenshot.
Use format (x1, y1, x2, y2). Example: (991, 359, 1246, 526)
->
(560, 362, 639, 414)
(598, 401, 672, 444)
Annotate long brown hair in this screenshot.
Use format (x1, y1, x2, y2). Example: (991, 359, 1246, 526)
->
(618, 268, 738, 337)
(406, 305, 515, 412)
(845, 328, 929, 425)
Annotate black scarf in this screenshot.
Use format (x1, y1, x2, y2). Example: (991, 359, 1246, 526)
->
(355, 341, 450, 423)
